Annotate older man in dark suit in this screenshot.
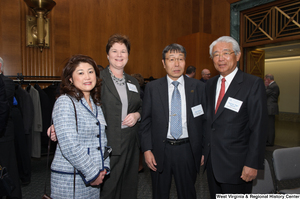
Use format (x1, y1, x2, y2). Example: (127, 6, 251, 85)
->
(0, 56, 22, 198)
(0, 77, 9, 136)
(139, 43, 206, 199)
(264, 74, 280, 146)
(203, 36, 268, 198)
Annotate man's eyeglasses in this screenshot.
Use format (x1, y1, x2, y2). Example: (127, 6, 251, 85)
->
(165, 57, 185, 63)
(213, 51, 235, 59)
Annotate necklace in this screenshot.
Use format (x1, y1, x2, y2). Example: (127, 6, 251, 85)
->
(108, 67, 125, 86)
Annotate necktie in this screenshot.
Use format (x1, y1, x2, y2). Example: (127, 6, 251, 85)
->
(215, 78, 226, 114)
(171, 81, 182, 139)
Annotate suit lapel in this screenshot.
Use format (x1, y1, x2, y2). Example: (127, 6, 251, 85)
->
(210, 77, 218, 120)
(157, 76, 169, 123)
(213, 69, 243, 121)
(102, 67, 121, 102)
(184, 76, 194, 126)
(124, 73, 134, 104)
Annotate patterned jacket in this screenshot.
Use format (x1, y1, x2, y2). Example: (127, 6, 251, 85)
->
(51, 94, 109, 184)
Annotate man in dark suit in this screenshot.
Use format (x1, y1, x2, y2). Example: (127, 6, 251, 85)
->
(0, 56, 22, 198)
(139, 44, 206, 199)
(185, 65, 196, 78)
(0, 76, 9, 136)
(203, 36, 268, 198)
(200, 68, 211, 83)
(264, 74, 280, 146)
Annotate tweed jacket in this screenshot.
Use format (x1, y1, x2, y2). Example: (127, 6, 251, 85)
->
(51, 94, 110, 184)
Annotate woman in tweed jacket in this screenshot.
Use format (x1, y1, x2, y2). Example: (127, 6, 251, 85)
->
(50, 55, 110, 199)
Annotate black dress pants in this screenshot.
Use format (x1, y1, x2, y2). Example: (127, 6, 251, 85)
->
(150, 142, 197, 199)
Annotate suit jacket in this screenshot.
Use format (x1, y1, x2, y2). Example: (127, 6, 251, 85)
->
(203, 69, 268, 184)
(100, 67, 142, 155)
(0, 76, 9, 136)
(139, 75, 206, 173)
(0, 74, 15, 142)
(266, 81, 280, 115)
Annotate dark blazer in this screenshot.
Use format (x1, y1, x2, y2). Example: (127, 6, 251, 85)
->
(0, 77, 9, 136)
(0, 74, 15, 142)
(140, 75, 206, 173)
(203, 69, 268, 184)
(100, 67, 142, 155)
(266, 81, 280, 115)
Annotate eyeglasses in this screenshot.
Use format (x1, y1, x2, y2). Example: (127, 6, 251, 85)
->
(213, 51, 235, 59)
(165, 57, 185, 62)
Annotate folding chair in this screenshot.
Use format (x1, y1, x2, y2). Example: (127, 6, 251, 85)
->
(272, 147, 300, 193)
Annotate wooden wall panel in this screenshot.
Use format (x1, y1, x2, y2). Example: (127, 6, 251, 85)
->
(0, 0, 22, 75)
(0, 0, 232, 79)
(211, 0, 231, 36)
(177, 32, 221, 79)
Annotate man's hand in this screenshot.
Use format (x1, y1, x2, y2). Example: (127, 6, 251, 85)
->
(144, 150, 157, 171)
(201, 155, 204, 166)
(240, 166, 257, 182)
(47, 125, 57, 142)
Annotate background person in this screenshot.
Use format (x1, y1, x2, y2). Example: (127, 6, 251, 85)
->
(203, 36, 268, 198)
(50, 55, 109, 198)
(264, 74, 280, 146)
(185, 65, 196, 78)
(0, 56, 22, 199)
(200, 68, 211, 83)
(0, 74, 9, 137)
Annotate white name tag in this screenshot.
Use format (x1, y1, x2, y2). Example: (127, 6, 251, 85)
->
(191, 104, 204, 117)
(224, 97, 243, 113)
(127, 83, 138, 93)
(98, 114, 107, 126)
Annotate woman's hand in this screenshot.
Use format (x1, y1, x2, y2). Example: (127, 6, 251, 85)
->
(90, 169, 107, 186)
(122, 112, 140, 127)
(47, 125, 57, 142)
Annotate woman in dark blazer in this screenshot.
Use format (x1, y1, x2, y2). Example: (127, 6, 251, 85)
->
(100, 34, 142, 199)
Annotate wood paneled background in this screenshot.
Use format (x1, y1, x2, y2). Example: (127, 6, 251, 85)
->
(0, 0, 231, 79)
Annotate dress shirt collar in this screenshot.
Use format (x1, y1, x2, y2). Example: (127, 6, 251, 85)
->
(218, 67, 238, 86)
(167, 75, 184, 87)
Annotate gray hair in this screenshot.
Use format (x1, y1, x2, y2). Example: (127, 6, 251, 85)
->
(265, 74, 274, 80)
(162, 43, 186, 61)
(209, 36, 241, 58)
(0, 57, 3, 73)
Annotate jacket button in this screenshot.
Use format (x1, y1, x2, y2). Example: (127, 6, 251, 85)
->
(96, 122, 99, 126)
(208, 143, 210, 147)
(97, 147, 100, 150)
(97, 135, 100, 138)
(212, 128, 215, 131)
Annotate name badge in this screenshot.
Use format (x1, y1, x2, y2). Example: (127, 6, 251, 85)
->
(191, 104, 204, 118)
(98, 114, 107, 126)
(224, 97, 243, 113)
(127, 83, 138, 93)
